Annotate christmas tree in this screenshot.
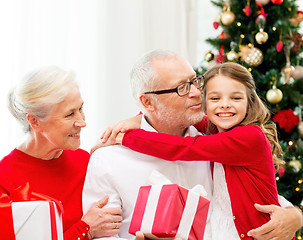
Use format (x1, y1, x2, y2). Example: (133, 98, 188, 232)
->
(196, 0, 303, 236)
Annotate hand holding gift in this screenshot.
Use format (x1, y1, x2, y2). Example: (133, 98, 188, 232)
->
(134, 230, 182, 240)
(129, 171, 210, 240)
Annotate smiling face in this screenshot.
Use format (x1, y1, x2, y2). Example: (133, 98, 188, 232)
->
(205, 74, 248, 132)
(150, 56, 203, 134)
(38, 86, 86, 150)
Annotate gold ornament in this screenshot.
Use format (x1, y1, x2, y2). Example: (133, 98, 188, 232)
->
(281, 65, 294, 84)
(281, 44, 294, 84)
(221, 11, 236, 25)
(255, 15, 268, 45)
(289, 158, 302, 173)
(255, 30, 268, 44)
(239, 46, 263, 67)
(266, 86, 283, 104)
(204, 51, 214, 62)
(226, 50, 239, 61)
(256, 0, 270, 5)
(292, 65, 303, 81)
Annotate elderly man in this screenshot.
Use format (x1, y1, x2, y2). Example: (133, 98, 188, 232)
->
(83, 49, 302, 240)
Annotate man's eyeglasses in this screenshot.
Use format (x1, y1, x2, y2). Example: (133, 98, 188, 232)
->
(144, 75, 204, 97)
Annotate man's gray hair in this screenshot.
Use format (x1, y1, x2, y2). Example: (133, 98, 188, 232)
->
(130, 49, 178, 108)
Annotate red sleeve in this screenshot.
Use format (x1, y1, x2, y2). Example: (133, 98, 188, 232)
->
(193, 116, 209, 133)
(193, 116, 218, 134)
(63, 220, 90, 240)
(122, 125, 270, 167)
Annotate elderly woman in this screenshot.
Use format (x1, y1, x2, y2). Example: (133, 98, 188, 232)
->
(0, 66, 122, 240)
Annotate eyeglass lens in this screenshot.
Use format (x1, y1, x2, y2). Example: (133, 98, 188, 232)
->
(177, 76, 202, 96)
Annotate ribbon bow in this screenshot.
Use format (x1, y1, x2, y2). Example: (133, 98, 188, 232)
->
(0, 182, 63, 213)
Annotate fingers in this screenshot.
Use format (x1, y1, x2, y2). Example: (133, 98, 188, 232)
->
(96, 209, 122, 225)
(90, 138, 115, 155)
(100, 115, 142, 144)
(95, 195, 109, 208)
(135, 231, 145, 240)
(105, 121, 125, 144)
(101, 128, 112, 143)
(247, 223, 274, 239)
(82, 196, 123, 239)
(103, 207, 123, 215)
(107, 214, 123, 223)
(247, 204, 276, 238)
(254, 203, 276, 214)
(97, 210, 123, 224)
(90, 139, 104, 155)
(112, 221, 122, 230)
(95, 196, 123, 216)
(98, 218, 122, 237)
(248, 204, 298, 240)
(99, 129, 107, 140)
(84, 209, 122, 238)
(101, 122, 125, 144)
(90, 146, 96, 155)
(134, 231, 182, 240)
(91, 223, 121, 238)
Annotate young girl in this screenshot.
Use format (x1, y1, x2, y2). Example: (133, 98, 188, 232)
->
(98, 62, 285, 239)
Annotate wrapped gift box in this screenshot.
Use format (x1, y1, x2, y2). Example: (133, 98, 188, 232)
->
(0, 183, 63, 240)
(129, 184, 210, 240)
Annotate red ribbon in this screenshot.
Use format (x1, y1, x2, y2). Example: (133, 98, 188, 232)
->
(0, 182, 63, 240)
(0, 202, 14, 240)
(255, 2, 268, 20)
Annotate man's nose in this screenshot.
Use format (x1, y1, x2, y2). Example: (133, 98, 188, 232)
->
(188, 84, 202, 97)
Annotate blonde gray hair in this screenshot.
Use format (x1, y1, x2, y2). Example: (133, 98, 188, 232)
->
(8, 66, 78, 132)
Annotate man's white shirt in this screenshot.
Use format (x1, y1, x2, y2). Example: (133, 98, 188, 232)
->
(82, 117, 213, 240)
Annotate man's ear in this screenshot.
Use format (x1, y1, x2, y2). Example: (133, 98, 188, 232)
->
(26, 114, 41, 131)
(139, 94, 155, 112)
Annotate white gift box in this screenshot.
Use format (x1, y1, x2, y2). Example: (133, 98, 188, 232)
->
(11, 200, 63, 240)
